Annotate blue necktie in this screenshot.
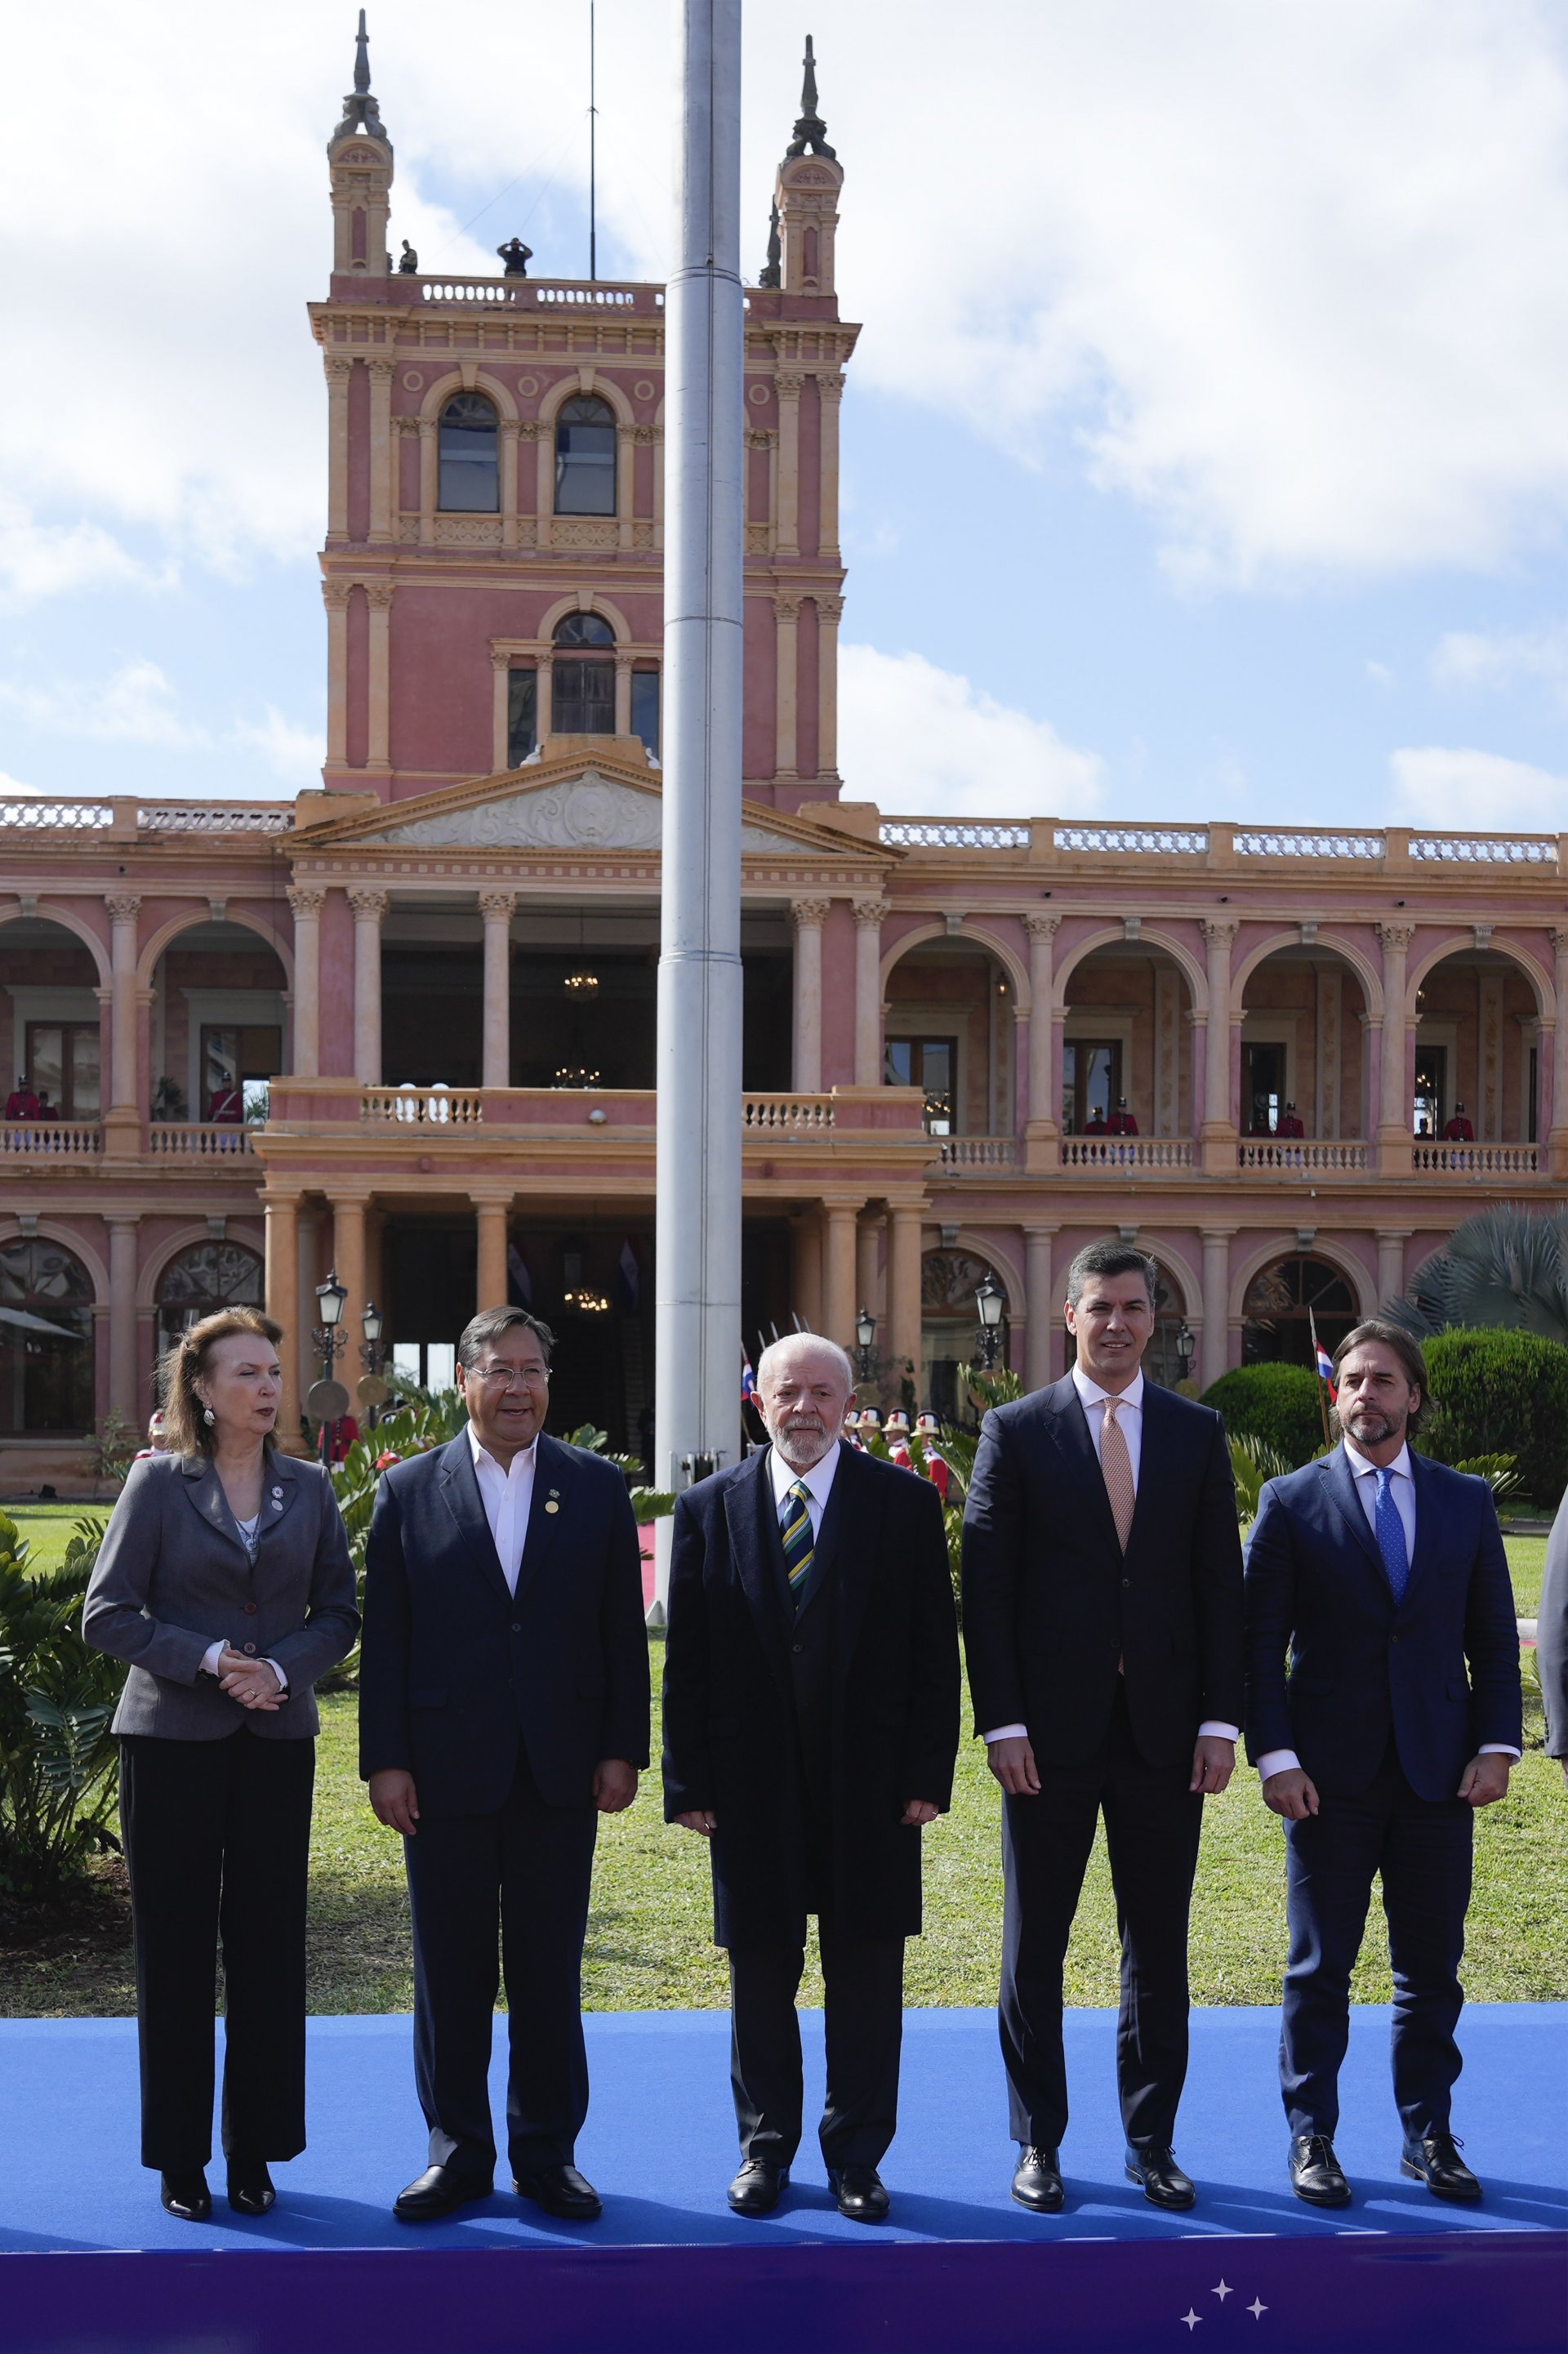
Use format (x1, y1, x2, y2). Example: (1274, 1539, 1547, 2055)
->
(1374, 1467, 1410, 1606)
(779, 1481, 815, 1612)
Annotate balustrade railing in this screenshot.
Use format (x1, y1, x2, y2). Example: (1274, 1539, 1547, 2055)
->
(1054, 824, 1209, 856)
(1412, 1141, 1541, 1175)
(1238, 1139, 1370, 1173)
(1060, 1136, 1195, 1170)
(414, 274, 663, 310)
(937, 1135, 1018, 1168)
(138, 806, 292, 834)
(879, 820, 1031, 850)
(362, 1087, 486, 1126)
(146, 1123, 255, 1157)
(0, 1120, 101, 1157)
(1409, 834, 1555, 865)
(1235, 830, 1383, 860)
(742, 1095, 835, 1132)
(1, 800, 114, 830)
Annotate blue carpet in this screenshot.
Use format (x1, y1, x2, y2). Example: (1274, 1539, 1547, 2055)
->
(0, 2002, 1562, 2255)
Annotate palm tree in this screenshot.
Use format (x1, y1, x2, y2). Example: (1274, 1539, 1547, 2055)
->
(1391, 1205, 1568, 1344)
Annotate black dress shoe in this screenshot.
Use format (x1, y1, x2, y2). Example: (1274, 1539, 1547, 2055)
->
(226, 2160, 276, 2217)
(1125, 2146, 1196, 2210)
(513, 2163, 603, 2220)
(1011, 2146, 1065, 2213)
(1289, 2133, 1352, 2208)
(727, 2158, 789, 2215)
(827, 2164, 889, 2222)
(159, 2169, 212, 2222)
(394, 2165, 494, 2222)
(1401, 2132, 1482, 2202)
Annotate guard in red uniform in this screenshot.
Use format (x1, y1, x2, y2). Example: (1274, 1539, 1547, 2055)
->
(1276, 1103, 1305, 1139)
(884, 1410, 914, 1470)
(1084, 1109, 1108, 1135)
(915, 1411, 951, 1502)
(5, 1077, 38, 1120)
(1441, 1103, 1475, 1142)
(1106, 1098, 1139, 1137)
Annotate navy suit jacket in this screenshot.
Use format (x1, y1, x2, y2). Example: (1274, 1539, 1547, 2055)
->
(1244, 1444, 1521, 1803)
(358, 1429, 649, 1817)
(961, 1375, 1245, 1771)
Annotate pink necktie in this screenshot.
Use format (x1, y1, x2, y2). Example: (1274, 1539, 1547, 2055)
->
(1100, 1396, 1136, 1554)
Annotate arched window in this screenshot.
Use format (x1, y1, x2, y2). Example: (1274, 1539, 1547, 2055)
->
(0, 1237, 94, 1435)
(555, 395, 617, 515)
(551, 610, 617, 736)
(1243, 1255, 1356, 1368)
(154, 1242, 265, 1363)
(438, 394, 499, 512)
(920, 1250, 1009, 1426)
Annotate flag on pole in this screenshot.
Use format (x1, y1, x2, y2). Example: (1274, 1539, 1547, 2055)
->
(617, 1240, 640, 1312)
(1308, 1309, 1336, 1398)
(741, 1354, 756, 1406)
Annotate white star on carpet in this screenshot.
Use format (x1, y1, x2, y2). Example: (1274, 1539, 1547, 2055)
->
(1249, 2296, 1268, 2319)
(1182, 2313, 1201, 2332)
(1213, 2280, 1232, 2301)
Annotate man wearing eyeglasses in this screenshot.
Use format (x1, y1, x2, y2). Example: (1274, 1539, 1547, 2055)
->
(359, 1306, 648, 2224)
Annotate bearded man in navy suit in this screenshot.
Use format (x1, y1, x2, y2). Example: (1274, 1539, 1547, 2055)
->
(1245, 1320, 1521, 2209)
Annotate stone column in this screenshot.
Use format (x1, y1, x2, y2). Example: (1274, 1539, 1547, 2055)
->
(817, 371, 844, 559)
(332, 1192, 369, 1342)
(887, 1204, 924, 1389)
(474, 1193, 511, 1314)
(773, 591, 802, 778)
(1315, 965, 1342, 1137)
(323, 582, 351, 765)
(479, 891, 516, 1090)
(1154, 964, 1180, 1135)
(365, 582, 393, 769)
(816, 594, 844, 778)
(1022, 913, 1059, 1165)
(791, 1210, 823, 1331)
(535, 421, 556, 531)
(350, 889, 388, 1086)
(295, 1206, 321, 1410)
(286, 886, 325, 1078)
(1376, 921, 1415, 1171)
(1023, 1223, 1058, 1393)
(776, 369, 803, 555)
(1550, 930, 1568, 1176)
(1200, 1226, 1234, 1392)
(324, 358, 352, 540)
(107, 1214, 140, 1425)
(537, 651, 555, 740)
(1478, 969, 1504, 1140)
(616, 423, 637, 551)
(418, 416, 437, 545)
(265, 1191, 302, 1447)
(852, 898, 888, 1088)
(491, 649, 512, 772)
(367, 359, 395, 544)
(1376, 1228, 1410, 1310)
(791, 898, 830, 1091)
(614, 651, 635, 738)
(1200, 920, 1241, 1173)
(105, 894, 141, 1117)
(822, 1200, 861, 1346)
(499, 417, 520, 549)
(856, 1210, 884, 1338)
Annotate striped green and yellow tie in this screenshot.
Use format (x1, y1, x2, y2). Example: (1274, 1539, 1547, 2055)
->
(779, 1478, 815, 1609)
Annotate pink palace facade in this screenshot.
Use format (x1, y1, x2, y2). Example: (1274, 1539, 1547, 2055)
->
(6, 35, 1568, 1488)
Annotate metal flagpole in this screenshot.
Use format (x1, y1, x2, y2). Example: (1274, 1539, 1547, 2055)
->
(651, 0, 744, 1616)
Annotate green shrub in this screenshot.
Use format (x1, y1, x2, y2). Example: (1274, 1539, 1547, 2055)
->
(0, 1512, 123, 1901)
(1201, 1363, 1325, 1467)
(1419, 1329, 1568, 1505)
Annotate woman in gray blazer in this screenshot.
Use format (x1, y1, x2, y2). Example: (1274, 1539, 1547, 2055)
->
(83, 1307, 359, 2222)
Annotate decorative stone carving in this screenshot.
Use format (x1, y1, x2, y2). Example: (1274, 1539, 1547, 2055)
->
(478, 890, 518, 921)
(321, 579, 354, 609)
(1375, 921, 1416, 950)
(1022, 912, 1061, 942)
(790, 898, 832, 931)
(852, 897, 889, 930)
(348, 888, 389, 920)
(105, 893, 141, 923)
(286, 886, 327, 919)
(776, 370, 806, 399)
(1200, 917, 1241, 946)
(355, 773, 851, 858)
(363, 582, 395, 609)
(817, 595, 845, 624)
(774, 590, 804, 620)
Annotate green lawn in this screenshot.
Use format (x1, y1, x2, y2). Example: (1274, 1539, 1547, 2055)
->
(3, 1502, 96, 1572)
(4, 1621, 1563, 2020)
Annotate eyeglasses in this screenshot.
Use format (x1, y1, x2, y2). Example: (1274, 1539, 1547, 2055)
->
(472, 1364, 550, 1390)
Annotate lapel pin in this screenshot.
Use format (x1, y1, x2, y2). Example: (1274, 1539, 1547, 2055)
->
(271, 1487, 283, 1500)
(545, 1500, 560, 1514)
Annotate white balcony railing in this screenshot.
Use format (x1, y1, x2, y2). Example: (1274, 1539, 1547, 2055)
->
(1238, 1139, 1370, 1173)
(146, 1123, 256, 1157)
(0, 1120, 101, 1158)
(1060, 1136, 1196, 1170)
(363, 1087, 485, 1126)
(1413, 1141, 1541, 1175)
(879, 819, 1031, 850)
(937, 1135, 1018, 1169)
(743, 1094, 835, 1132)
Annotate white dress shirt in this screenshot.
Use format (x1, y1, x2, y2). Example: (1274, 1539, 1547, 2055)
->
(986, 1364, 1239, 1748)
(468, 1423, 537, 1595)
(769, 1438, 840, 1540)
(1256, 1438, 1520, 1780)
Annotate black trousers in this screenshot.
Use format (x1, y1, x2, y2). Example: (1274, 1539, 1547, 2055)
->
(728, 1919, 906, 2171)
(999, 1684, 1203, 2152)
(118, 1730, 315, 2172)
(1281, 1741, 1473, 2142)
(403, 1745, 598, 2180)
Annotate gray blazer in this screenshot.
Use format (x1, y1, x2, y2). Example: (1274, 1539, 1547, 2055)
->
(82, 1449, 359, 1741)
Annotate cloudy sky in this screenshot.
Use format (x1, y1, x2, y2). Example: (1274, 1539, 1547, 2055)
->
(6, 0, 1568, 827)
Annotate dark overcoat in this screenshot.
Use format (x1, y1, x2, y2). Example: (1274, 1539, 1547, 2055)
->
(1244, 1444, 1521, 1802)
(960, 1375, 1245, 1768)
(358, 1429, 650, 1817)
(661, 1441, 960, 1948)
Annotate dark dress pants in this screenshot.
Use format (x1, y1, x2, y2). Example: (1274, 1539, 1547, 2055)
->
(119, 1729, 315, 2172)
(728, 1919, 906, 2172)
(1280, 1741, 1472, 2142)
(403, 1745, 598, 2181)
(1000, 1684, 1203, 2153)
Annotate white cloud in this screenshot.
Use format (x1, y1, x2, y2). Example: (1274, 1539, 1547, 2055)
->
(229, 707, 324, 783)
(0, 771, 40, 797)
(839, 644, 1102, 818)
(8, 3, 1568, 601)
(1431, 622, 1568, 707)
(0, 503, 176, 609)
(1389, 745, 1568, 830)
(0, 658, 210, 749)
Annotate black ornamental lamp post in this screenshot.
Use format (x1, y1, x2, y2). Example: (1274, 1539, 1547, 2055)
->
(855, 1304, 877, 1384)
(1176, 1322, 1196, 1384)
(311, 1271, 349, 1464)
(974, 1273, 1004, 1372)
